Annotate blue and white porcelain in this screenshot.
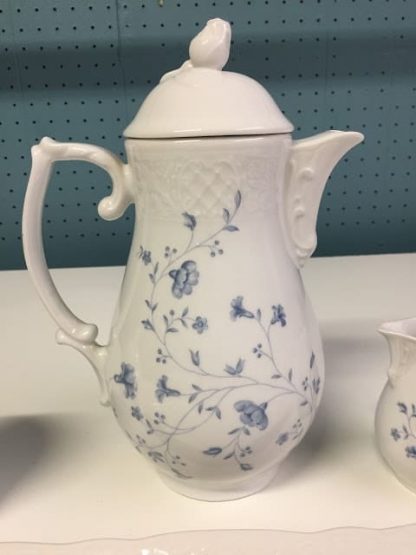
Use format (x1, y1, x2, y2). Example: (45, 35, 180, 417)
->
(376, 318, 416, 494)
(22, 19, 363, 500)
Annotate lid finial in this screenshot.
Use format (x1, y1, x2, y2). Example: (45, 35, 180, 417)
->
(189, 18, 231, 70)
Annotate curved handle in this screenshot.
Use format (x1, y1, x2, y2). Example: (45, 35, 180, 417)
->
(22, 137, 133, 404)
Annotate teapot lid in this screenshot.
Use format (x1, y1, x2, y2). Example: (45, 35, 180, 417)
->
(123, 18, 294, 139)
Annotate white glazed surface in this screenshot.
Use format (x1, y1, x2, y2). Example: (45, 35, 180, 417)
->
(375, 320, 416, 493)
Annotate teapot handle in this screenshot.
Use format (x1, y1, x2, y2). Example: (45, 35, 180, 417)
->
(22, 137, 133, 405)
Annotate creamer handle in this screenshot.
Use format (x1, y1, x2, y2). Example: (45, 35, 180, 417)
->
(22, 137, 133, 405)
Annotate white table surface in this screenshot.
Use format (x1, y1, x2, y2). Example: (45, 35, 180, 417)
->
(1, 254, 416, 543)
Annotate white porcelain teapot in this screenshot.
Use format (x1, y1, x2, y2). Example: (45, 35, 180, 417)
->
(22, 19, 363, 500)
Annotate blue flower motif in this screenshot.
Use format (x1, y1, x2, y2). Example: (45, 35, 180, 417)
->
(405, 445, 416, 459)
(234, 400, 268, 431)
(155, 375, 181, 402)
(192, 316, 208, 334)
(271, 304, 287, 326)
(312, 377, 321, 395)
(114, 362, 137, 399)
(131, 406, 143, 421)
(168, 260, 199, 299)
(390, 428, 401, 441)
(142, 250, 152, 265)
(230, 296, 254, 320)
(276, 432, 289, 445)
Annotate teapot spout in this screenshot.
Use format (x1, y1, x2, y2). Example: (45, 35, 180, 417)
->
(284, 130, 364, 266)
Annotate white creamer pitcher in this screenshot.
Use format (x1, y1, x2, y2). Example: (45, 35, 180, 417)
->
(376, 318, 416, 493)
(22, 19, 363, 500)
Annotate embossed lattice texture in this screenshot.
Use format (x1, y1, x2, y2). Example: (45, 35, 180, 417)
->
(0, 0, 415, 269)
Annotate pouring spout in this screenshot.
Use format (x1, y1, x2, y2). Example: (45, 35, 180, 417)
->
(379, 318, 416, 386)
(284, 130, 364, 267)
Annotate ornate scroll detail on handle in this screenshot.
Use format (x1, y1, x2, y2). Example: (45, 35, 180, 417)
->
(36, 137, 133, 220)
(284, 131, 364, 267)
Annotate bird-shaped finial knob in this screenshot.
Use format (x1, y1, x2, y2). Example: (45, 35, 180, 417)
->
(189, 18, 231, 70)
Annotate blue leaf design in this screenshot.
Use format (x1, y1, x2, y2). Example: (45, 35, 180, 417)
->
(288, 369, 293, 382)
(236, 358, 245, 374)
(167, 327, 179, 333)
(215, 407, 222, 419)
(224, 360, 245, 376)
(310, 351, 315, 369)
(223, 452, 234, 460)
(223, 208, 230, 223)
(182, 212, 197, 230)
(240, 463, 252, 471)
(235, 190, 242, 209)
(141, 319, 154, 331)
(203, 447, 222, 456)
(398, 402, 408, 414)
(225, 225, 239, 232)
(190, 349, 200, 366)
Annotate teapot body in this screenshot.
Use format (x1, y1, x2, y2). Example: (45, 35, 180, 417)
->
(105, 135, 324, 500)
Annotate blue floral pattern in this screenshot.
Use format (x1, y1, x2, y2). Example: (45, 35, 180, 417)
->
(390, 401, 416, 460)
(169, 260, 199, 299)
(117, 190, 320, 478)
(155, 375, 181, 402)
(271, 304, 287, 327)
(192, 316, 208, 334)
(234, 401, 269, 431)
(230, 296, 254, 320)
(113, 362, 137, 399)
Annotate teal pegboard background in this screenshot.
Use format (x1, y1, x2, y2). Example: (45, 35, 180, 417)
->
(0, 0, 415, 270)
